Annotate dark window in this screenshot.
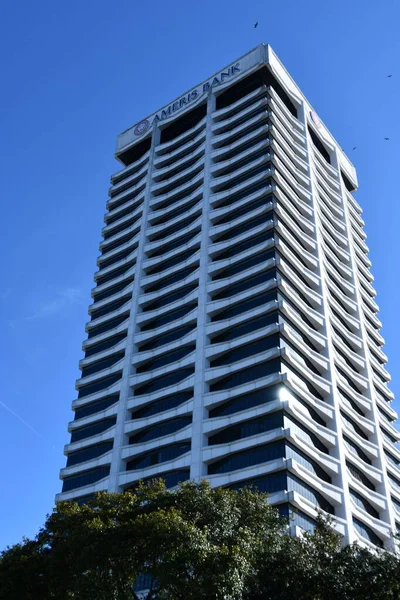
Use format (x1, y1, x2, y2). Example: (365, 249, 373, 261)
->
(353, 518, 383, 547)
(87, 313, 129, 339)
(287, 474, 334, 513)
(96, 261, 135, 287)
(125, 469, 190, 491)
(341, 411, 368, 439)
(212, 267, 276, 301)
(101, 232, 136, 255)
(81, 353, 124, 378)
(134, 368, 194, 396)
(150, 215, 199, 243)
(143, 284, 197, 312)
(84, 333, 127, 358)
(129, 416, 192, 444)
(136, 345, 195, 374)
(131, 392, 192, 419)
(350, 489, 379, 518)
(216, 164, 270, 194)
(336, 367, 363, 395)
(139, 324, 196, 352)
(90, 296, 132, 321)
(210, 358, 281, 392)
(344, 436, 371, 465)
(308, 126, 330, 163)
(209, 384, 281, 418)
(62, 466, 110, 492)
(145, 266, 196, 293)
(214, 180, 272, 211)
(66, 441, 114, 467)
(99, 246, 136, 270)
(213, 249, 275, 281)
(141, 304, 196, 331)
(208, 440, 285, 475)
(214, 212, 273, 244)
(281, 360, 323, 400)
(214, 231, 272, 262)
(103, 217, 140, 241)
(118, 136, 152, 168)
(160, 104, 207, 144)
(148, 229, 200, 258)
(341, 170, 357, 193)
(286, 415, 329, 453)
(74, 395, 119, 421)
(216, 66, 297, 117)
(106, 203, 138, 226)
(286, 443, 331, 483)
(92, 278, 134, 303)
(70, 418, 117, 443)
(228, 470, 287, 493)
(211, 289, 277, 322)
(77, 373, 122, 399)
(208, 411, 283, 445)
(126, 442, 191, 470)
(146, 248, 197, 275)
(346, 461, 375, 491)
(210, 333, 280, 368)
(211, 311, 278, 344)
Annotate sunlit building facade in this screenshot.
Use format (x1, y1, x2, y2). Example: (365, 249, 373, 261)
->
(57, 44, 400, 551)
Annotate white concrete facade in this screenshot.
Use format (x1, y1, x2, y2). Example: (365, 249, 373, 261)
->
(57, 44, 400, 551)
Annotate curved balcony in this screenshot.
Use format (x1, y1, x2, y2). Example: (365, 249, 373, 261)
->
(269, 128, 309, 173)
(281, 346, 331, 397)
(106, 175, 147, 212)
(111, 150, 150, 186)
(274, 190, 314, 235)
(210, 138, 270, 178)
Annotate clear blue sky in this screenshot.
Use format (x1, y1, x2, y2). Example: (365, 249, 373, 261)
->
(0, 0, 399, 549)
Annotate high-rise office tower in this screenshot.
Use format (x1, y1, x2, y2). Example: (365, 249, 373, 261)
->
(57, 44, 400, 551)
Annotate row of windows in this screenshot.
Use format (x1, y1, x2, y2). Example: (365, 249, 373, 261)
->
(146, 247, 198, 276)
(129, 416, 192, 444)
(209, 357, 281, 393)
(149, 212, 201, 244)
(208, 410, 283, 446)
(344, 436, 371, 465)
(74, 394, 119, 421)
(213, 193, 271, 227)
(211, 311, 278, 344)
(131, 391, 193, 420)
(212, 267, 276, 302)
(126, 442, 191, 471)
(136, 345, 195, 374)
(66, 441, 113, 467)
(214, 230, 273, 262)
(103, 216, 140, 241)
(96, 260, 136, 288)
(87, 313, 129, 339)
(210, 333, 280, 368)
(140, 303, 196, 332)
(84, 333, 127, 359)
(212, 248, 275, 281)
(134, 367, 194, 396)
(62, 466, 110, 493)
(100, 231, 137, 256)
(77, 372, 122, 399)
(145, 265, 197, 294)
(353, 517, 383, 548)
(90, 295, 132, 321)
(92, 276, 134, 303)
(209, 384, 281, 418)
(347, 461, 375, 491)
(124, 468, 190, 491)
(70, 417, 117, 443)
(349, 488, 379, 518)
(80, 352, 124, 379)
(143, 283, 197, 312)
(214, 211, 271, 244)
(99, 244, 137, 270)
(138, 324, 196, 352)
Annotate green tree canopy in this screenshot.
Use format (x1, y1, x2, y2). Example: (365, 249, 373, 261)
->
(1, 480, 399, 600)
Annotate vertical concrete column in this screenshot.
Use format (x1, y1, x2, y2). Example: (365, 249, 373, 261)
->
(190, 91, 216, 481)
(108, 122, 161, 492)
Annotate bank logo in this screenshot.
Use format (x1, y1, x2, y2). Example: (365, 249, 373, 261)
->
(134, 119, 150, 136)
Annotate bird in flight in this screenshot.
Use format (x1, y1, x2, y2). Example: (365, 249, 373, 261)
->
(254, 22, 258, 28)
(384, 137, 390, 140)
(387, 74, 392, 78)
(353, 147, 356, 150)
